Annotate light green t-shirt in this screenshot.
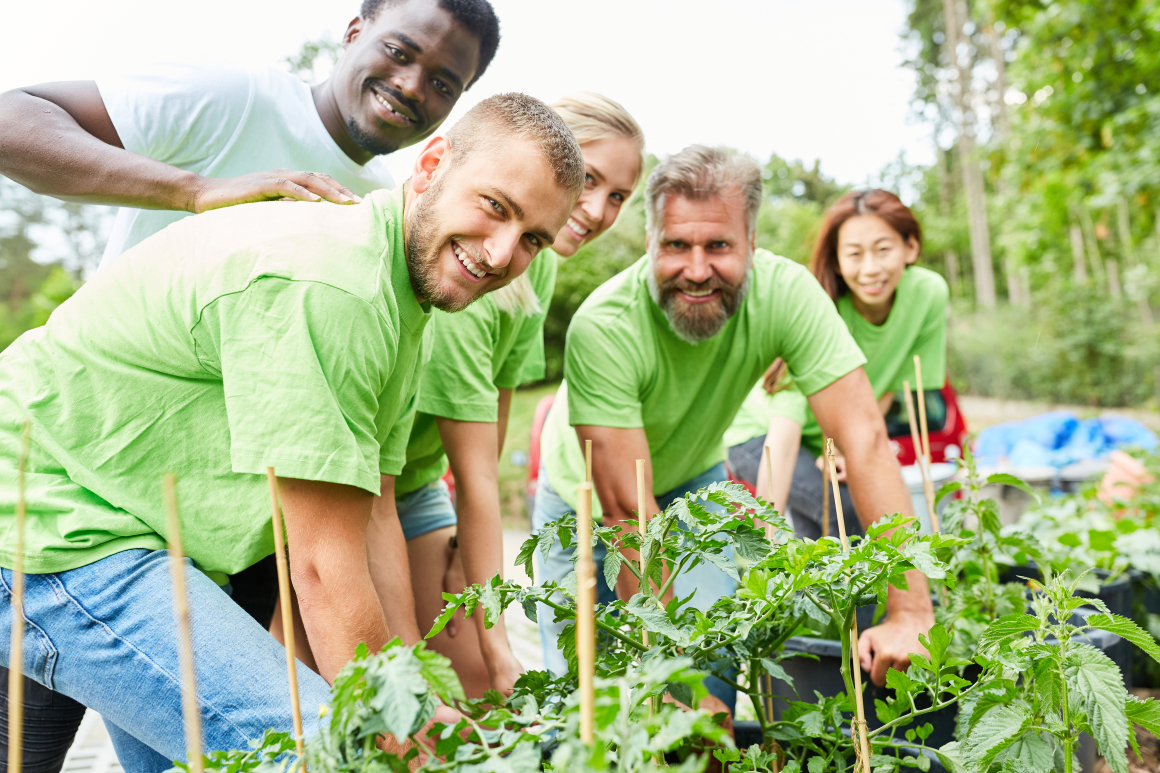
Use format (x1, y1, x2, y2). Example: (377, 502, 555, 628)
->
(395, 250, 559, 496)
(724, 265, 949, 457)
(0, 189, 429, 578)
(541, 250, 867, 515)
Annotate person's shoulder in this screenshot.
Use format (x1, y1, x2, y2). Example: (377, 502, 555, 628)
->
(571, 257, 649, 331)
(903, 265, 950, 308)
(751, 249, 822, 300)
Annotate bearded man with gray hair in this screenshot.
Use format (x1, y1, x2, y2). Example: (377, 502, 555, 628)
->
(533, 145, 937, 711)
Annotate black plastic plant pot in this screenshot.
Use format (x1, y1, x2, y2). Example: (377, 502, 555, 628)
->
(732, 721, 948, 772)
(1000, 564, 1134, 684)
(764, 635, 959, 750)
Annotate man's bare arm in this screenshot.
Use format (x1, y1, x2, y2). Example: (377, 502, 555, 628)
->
(755, 415, 802, 536)
(367, 475, 423, 647)
(277, 477, 389, 684)
(0, 81, 356, 211)
(574, 425, 664, 601)
(808, 368, 935, 686)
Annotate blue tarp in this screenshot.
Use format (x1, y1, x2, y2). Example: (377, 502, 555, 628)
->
(975, 411, 1159, 468)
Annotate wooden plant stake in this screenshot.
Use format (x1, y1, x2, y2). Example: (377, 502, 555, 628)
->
(576, 481, 596, 744)
(267, 469, 306, 767)
(635, 460, 650, 640)
(763, 444, 778, 540)
(825, 440, 871, 773)
(8, 422, 30, 773)
(911, 358, 941, 534)
(584, 439, 593, 484)
(821, 436, 831, 540)
(163, 474, 205, 773)
(903, 381, 939, 534)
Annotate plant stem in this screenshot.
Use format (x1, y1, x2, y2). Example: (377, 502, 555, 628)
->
(656, 552, 693, 600)
(538, 596, 648, 652)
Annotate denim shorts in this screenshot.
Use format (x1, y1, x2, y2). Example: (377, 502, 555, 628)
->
(396, 479, 457, 541)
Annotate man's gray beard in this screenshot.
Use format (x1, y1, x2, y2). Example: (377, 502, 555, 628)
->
(404, 172, 478, 313)
(647, 261, 751, 345)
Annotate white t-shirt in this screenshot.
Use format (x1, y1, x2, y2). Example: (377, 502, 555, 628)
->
(96, 64, 395, 268)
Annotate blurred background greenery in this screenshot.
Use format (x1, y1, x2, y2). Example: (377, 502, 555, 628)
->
(2, 0, 1159, 409)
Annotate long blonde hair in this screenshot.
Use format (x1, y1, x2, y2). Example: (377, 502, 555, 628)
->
(492, 92, 645, 317)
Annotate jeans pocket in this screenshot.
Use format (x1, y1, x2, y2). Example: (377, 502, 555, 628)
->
(0, 569, 57, 688)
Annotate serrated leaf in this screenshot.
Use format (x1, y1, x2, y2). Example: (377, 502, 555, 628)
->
(1127, 696, 1160, 736)
(1063, 644, 1129, 773)
(962, 703, 1032, 773)
(426, 596, 461, 639)
(515, 533, 538, 582)
(760, 658, 794, 690)
(1088, 613, 1160, 665)
(414, 646, 466, 702)
(994, 731, 1057, 773)
(626, 593, 686, 643)
(903, 541, 946, 579)
(602, 548, 623, 592)
(935, 480, 963, 505)
(936, 741, 967, 773)
(977, 614, 1040, 655)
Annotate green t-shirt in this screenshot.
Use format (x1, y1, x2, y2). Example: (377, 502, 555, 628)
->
(395, 250, 559, 496)
(724, 265, 949, 457)
(541, 250, 867, 515)
(0, 189, 429, 578)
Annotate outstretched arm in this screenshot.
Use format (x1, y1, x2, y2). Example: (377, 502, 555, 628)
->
(808, 367, 935, 686)
(0, 81, 355, 211)
(574, 425, 665, 601)
(368, 474, 423, 648)
(755, 415, 802, 537)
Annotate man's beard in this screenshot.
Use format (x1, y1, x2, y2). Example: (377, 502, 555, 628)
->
(405, 170, 494, 313)
(346, 115, 400, 158)
(647, 262, 750, 344)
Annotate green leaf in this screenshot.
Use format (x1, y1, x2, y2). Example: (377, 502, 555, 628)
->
(935, 741, 967, 773)
(413, 646, 466, 703)
(903, 541, 946, 579)
(1087, 612, 1160, 665)
(426, 596, 461, 639)
(1063, 644, 1129, 773)
(935, 480, 963, 505)
(602, 548, 623, 592)
(985, 473, 1041, 503)
(759, 658, 794, 690)
(625, 593, 686, 643)
(977, 614, 1040, 655)
(994, 731, 1057, 773)
(1126, 696, 1160, 736)
(478, 582, 502, 627)
(962, 703, 1032, 773)
(515, 533, 538, 582)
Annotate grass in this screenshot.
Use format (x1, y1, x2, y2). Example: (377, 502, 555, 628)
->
(499, 381, 560, 529)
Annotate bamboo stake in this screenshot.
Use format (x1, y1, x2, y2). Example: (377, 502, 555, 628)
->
(903, 381, 939, 535)
(912, 358, 941, 534)
(763, 444, 779, 540)
(761, 449, 778, 723)
(825, 440, 871, 773)
(163, 474, 204, 773)
(821, 436, 831, 540)
(584, 439, 593, 484)
(8, 422, 30, 773)
(267, 469, 306, 766)
(635, 460, 650, 639)
(576, 481, 596, 744)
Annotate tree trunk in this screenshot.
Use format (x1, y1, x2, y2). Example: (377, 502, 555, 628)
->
(943, 0, 997, 307)
(1117, 197, 1154, 324)
(1004, 257, 1021, 304)
(984, 19, 1012, 140)
(1078, 205, 1107, 288)
(945, 250, 962, 297)
(1070, 221, 1088, 284)
(1107, 257, 1123, 299)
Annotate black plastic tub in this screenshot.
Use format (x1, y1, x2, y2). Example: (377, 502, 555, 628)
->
(999, 564, 1133, 684)
(761, 608, 1122, 761)
(733, 721, 947, 772)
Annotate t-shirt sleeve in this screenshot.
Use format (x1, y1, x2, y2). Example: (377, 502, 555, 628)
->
(416, 305, 502, 423)
(380, 386, 419, 476)
(496, 313, 547, 389)
(772, 263, 867, 395)
(766, 386, 810, 425)
(564, 313, 644, 428)
(207, 278, 394, 495)
(97, 64, 252, 168)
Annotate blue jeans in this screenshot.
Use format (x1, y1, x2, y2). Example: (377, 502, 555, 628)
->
(532, 463, 737, 712)
(0, 549, 330, 773)
(396, 479, 457, 542)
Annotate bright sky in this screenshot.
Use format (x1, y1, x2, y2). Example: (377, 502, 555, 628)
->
(1, 0, 933, 187)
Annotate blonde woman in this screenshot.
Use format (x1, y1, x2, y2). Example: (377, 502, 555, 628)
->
(391, 93, 646, 696)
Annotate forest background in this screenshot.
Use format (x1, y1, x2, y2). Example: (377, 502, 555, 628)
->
(2, 0, 1159, 408)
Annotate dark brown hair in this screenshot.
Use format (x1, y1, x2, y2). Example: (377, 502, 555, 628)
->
(809, 189, 923, 302)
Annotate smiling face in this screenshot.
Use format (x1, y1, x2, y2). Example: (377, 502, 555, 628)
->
(552, 136, 642, 258)
(647, 189, 755, 343)
(836, 214, 919, 325)
(404, 135, 577, 312)
(331, 0, 481, 161)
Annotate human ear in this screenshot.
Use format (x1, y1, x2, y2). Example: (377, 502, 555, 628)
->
(904, 235, 920, 265)
(410, 136, 451, 195)
(342, 16, 362, 47)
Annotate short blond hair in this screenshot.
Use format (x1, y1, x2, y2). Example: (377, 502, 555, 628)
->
(493, 92, 646, 317)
